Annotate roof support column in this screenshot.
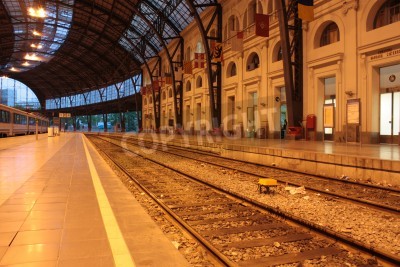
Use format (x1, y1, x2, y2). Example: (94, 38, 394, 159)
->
(276, 0, 303, 128)
(186, 1, 222, 131)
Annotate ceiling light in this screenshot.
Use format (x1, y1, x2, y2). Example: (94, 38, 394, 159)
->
(22, 61, 31, 66)
(10, 67, 19, 72)
(28, 7, 46, 18)
(30, 43, 43, 49)
(32, 30, 41, 36)
(24, 53, 40, 61)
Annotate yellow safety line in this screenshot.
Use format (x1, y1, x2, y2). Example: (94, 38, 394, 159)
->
(82, 135, 135, 267)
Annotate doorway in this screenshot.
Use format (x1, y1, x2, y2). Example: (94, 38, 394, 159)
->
(279, 87, 287, 139)
(380, 92, 400, 143)
(196, 103, 201, 132)
(247, 92, 258, 137)
(227, 96, 235, 134)
(185, 105, 191, 133)
(323, 77, 336, 141)
(379, 64, 400, 144)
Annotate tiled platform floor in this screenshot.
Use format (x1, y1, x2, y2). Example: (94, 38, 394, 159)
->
(0, 133, 189, 267)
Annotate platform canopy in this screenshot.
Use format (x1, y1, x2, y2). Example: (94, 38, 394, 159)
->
(0, 0, 209, 102)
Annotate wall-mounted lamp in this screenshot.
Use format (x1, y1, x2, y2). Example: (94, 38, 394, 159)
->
(260, 103, 266, 107)
(345, 91, 354, 97)
(236, 106, 241, 110)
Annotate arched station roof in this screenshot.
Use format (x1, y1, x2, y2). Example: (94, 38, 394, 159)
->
(0, 0, 210, 104)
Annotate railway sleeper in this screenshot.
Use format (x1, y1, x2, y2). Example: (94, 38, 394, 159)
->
(237, 246, 342, 266)
(216, 233, 314, 250)
(201, 223, 290, 236)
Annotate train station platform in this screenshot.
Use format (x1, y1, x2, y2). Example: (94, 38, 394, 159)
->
(0, 133, 189, 266)
(130, 132, 400, 187)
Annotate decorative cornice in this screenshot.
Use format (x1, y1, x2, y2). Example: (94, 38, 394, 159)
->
(307, 53, 344, 68)
(342, 0, 359, 15)
(243, 75, 261, 86)
(222, 82, 238, 91)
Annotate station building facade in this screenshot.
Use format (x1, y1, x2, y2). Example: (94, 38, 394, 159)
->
(141, 0, 400, 144)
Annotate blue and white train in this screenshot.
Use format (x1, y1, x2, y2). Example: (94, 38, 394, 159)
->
(0, 104, 49, 137)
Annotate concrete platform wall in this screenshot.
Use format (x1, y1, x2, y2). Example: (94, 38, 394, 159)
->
(221, 145, 400, 186)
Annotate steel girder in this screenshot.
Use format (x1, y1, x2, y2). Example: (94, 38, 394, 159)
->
(185, 0, 222, 130)
(276, 0, 303, 128)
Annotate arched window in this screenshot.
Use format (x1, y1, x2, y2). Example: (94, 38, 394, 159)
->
(227, 62, 237, 77)
(320, 22, 340, 47)
(162, 91, 166, 100)
(196, 40, 204, 53)
(247, 1, 263, 25)
(243, 10, 248, 29)
(149, 96, 153, 104)
(168, 89, 173, 98)
(228, 15, 239, 38)
(186, 81, 191, 92)
(144, 97, 147, 105)
(266, 0, 273, 14)
(248, 1, 257, 25)
(228, 15, 236, 31)
(277, 46, 282, 61)
(224, 24, 228, 41)
(246, 52, 260, 71)
(272, 42, 283, 62)
(196, 76, 203, 88)
(374, 0, 400, 29)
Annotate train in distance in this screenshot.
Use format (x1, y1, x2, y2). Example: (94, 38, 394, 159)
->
(0, 104, 49, 137)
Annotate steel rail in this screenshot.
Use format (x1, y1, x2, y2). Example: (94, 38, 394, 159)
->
(87, 135, 235, 267)
(103, 134, 400, 214)
(88, 134, 400, 266)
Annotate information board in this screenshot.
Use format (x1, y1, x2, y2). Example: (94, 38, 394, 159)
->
(59, 113, 71, 118)
(323, 104, 335, 128)
(347, 99, 360, 125)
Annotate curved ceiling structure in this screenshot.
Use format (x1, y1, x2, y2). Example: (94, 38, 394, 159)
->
(0, 0, 210, 103)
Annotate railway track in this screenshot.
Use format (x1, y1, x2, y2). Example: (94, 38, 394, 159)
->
(87, 134, 399, 266)
(104, 134, 400, 214)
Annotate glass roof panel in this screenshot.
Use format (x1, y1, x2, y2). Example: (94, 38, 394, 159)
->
(117, 0, 211, 63)
(2, 0, 74, 73)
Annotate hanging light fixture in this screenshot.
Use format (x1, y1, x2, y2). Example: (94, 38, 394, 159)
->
(30, 43, 43, 49)
(28, 7, 46, 18)
(32, 30, 41, 36)
(24, 53, 40, 61)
